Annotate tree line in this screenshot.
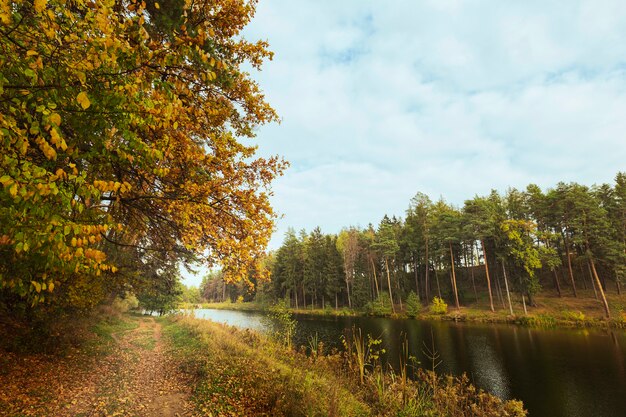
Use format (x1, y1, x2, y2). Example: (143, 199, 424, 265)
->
(249, 174, 626, 318)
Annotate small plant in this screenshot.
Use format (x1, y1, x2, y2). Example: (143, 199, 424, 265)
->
(405, 291, 421, 318)
(430, 297, 448, 315)
(563, 310, 586, 323)
(365, 293, 393, 316)
(342, 326, 385, 384)
(517, 313, 556, 328)
(265, 301, 297, 349)
(236, 295, 244, 304)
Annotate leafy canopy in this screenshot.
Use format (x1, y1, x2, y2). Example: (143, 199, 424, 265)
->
(0, 0, 285, 310)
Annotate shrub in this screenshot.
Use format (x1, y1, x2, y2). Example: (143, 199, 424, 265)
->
(517, 314, 556, 328)
(265, 301, 297, 349)
(430, 297, 448, 315)
(236, 295, 244, 304)
(563, 310, 586, 323)
(365, 293, 393, 316)
(405, 291, 421, 318)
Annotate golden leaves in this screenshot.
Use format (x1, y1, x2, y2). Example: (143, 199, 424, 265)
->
(34, 0, 47, 13)
(76, 92, 91, 109)
(1, 0, 284, 310)
(49, 113, 61, 126)
(0, 0, 11, 25)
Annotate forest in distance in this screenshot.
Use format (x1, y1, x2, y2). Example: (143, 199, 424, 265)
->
(199, 173, 626, 321)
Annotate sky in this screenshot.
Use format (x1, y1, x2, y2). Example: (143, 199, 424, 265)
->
(183, 0, 626, 286)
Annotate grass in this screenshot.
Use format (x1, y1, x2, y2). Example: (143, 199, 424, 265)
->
(160, 314, 526, 416)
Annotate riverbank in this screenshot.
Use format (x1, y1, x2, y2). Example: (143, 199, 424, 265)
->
(163, 313, 525, 416)
(0, 312, 525, 416)
(186, 289, 626, 329)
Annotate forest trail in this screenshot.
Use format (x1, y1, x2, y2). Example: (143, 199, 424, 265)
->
(0, 316, 195, 417)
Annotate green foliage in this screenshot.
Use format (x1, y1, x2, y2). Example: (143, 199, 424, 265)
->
(0, 0, 283, 316)
(365, 293, 393, 316)
(517, 314, 557, 328)
(405, 291, 421, 318)
(342, 326, 385, 384)
(562, 310, 586, 323)
(430, 297, 448, 315)
(265, 301, 297, 349)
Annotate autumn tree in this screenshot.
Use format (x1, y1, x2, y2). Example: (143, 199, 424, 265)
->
(0, 0, 285, 314)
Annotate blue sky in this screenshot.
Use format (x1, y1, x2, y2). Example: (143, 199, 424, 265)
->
(183, 0, 626, 286)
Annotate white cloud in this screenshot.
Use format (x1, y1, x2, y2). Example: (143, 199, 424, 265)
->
(239, 0, 626, 251)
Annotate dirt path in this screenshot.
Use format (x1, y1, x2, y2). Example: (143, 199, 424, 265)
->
(0, 317, 195, 417)
(85, 317, 194, 417)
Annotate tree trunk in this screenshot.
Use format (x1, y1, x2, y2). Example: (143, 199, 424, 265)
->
(335, 292, 338, 310)
(590, 257, 611, 318)
(579, 262, 588, 290)
(502, 260, 513, 315)
(295, 290, 299, 310)
(434, 267, 442, 299)
(470, 243, 478, 302)
(425, 239, 430, 301)
(449, 242, 460, 310)
(414, 259, 421, 300)
(385, 257, 396, 313)
(522, 294, 528, 315)
(495, 269, 505, 309)
(303, 285, 307, 309)
(587, 261, 598, 300)
(481, 240, 495, 312)
(553, 269, 562, 297)
(564, 233, 578, 297)
(370, 256, 380, 298)
(346, 279, 352, 309)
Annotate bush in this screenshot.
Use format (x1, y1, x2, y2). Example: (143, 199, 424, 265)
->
(430, 297, 448, 315)
(405, 291, 421, 318)
(563, 310, 586, 323)
(517, 314, 556, 328)
(265, 301, 297, 349)
(365, 293, 393, 316)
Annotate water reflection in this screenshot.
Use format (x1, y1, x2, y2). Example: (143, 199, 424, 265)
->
(192, 309, 626, 417)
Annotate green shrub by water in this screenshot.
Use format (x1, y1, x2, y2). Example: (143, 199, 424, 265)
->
(405, 291, 421, 317)
(365, 293, 393, 316)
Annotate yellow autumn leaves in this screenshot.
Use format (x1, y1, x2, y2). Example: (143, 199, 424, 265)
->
(76, 92, 91, 110)
(1, 0, 284, 310)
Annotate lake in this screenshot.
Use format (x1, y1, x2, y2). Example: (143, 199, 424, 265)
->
(191, 308, 626, 417)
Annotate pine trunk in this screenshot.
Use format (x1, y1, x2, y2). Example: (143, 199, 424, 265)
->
(587, 261, 598, 300)
(564, 233, 578, 297)
(414, 259, 421, 301)
(425, 239, 430, 301)
(371, 257, 380, 298)
(481, 240, 495, 312)
(449, 242, 460, 309)
(470, 243, 478, 302)
(385, 257, 396, 313)
(434, 267, 442, 299)
(590, 257, 611, 318)
(553, 269, 562, 297)
(501, 260, 513, 315)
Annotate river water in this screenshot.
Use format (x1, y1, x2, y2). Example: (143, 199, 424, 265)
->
(191, 309, 626, 417)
